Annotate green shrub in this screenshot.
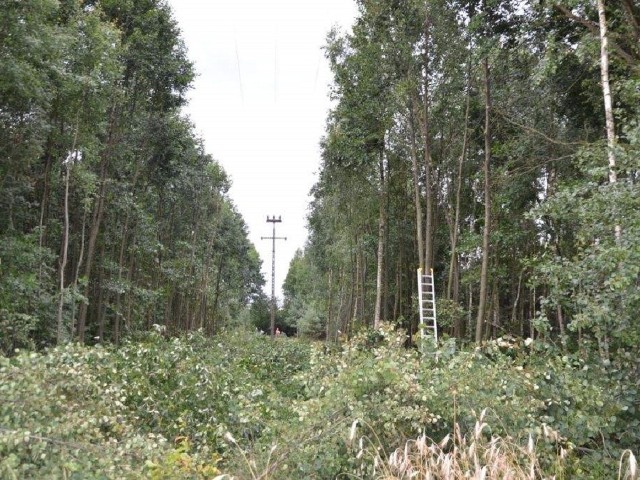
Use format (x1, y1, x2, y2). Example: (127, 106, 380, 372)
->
(1, 326, 636, 478)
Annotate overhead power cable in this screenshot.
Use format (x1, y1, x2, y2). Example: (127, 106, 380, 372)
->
(234, 29, 244, 103)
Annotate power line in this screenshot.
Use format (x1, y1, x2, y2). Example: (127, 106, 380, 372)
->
(234, 30, 244, 103)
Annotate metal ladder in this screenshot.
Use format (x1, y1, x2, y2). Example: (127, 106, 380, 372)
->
(417, 268, 438, 345)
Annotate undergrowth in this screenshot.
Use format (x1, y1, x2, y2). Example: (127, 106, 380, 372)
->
(1, 325, 638, 478)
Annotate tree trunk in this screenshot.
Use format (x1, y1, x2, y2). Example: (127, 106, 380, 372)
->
(448, 61, 472, 301)
(422, 16, 434, 272)
(38, 141, 54, 254)
(70, 205, 87, 334)
(475, 57, 492, 344)
(56, 158, 71, 344)
(597, 0, 621, 243)
(326, 268, 333, 342)
(56, 121, 80, 344)
(409, 99, 424, 271)
(352, 244, 360, 323)
(76, 158, 107, 343)
(211, 255, 225, 334)
(374, 148, 387, 329)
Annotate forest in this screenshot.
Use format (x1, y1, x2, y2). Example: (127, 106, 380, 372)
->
(1, 0, 639, 478)
(1, 0, 265, 352)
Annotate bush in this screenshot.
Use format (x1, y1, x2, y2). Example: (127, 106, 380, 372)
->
(1, 326, 636, 478)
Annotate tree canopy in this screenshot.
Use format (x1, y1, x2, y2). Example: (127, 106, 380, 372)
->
(285, 0, 640, 358)
(0, 0, 264, 353)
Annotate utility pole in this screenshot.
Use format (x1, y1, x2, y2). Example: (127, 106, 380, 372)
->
(261, 216, 286, 337)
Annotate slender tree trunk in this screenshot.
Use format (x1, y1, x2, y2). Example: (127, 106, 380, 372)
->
(422, 17, 434, 272)
(56, 121, 80, 344)
(76, 99, 118, 344)
(409, 99, 424, 271)
(530, 287, 536, 339)
(125, 241, 135, 331)
(70, 205, 87, 333)
(597, 0, 621, 243)
(38, 142, 53, 254)
(490, 280, 499, 340)
(97, 244, 106, 342)
(114, 164, 141, 343)
(199, 232, 216, 330)
(76, 157, 107, 343)
(211, 255, 225, 334)
(557, 304, 566, 337)
(511, 268, 524, 328)
(448, 62, 472, 301)
(475, 57, 492, 344)
(56, 158, 71, 344)
(327, 268, 333, 342)
(374, 148, 387, 329)
(393, 248, 401, 321)
(383, 154, 391, 322)
(352, 245, 360, 323)
(468, 285, 473, 340)
(361, 250, 367, 323)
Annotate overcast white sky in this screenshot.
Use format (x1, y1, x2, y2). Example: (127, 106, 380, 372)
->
(167, 0, 357, 299)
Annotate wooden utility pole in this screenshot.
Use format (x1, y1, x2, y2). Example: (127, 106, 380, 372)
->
(261, 216, 286, 337)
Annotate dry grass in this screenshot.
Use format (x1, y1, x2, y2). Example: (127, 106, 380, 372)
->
(358, 410, 568, 480)
(221, 411, 638, 480)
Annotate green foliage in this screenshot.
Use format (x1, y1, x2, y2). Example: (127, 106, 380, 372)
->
(0, 344, 175, 478)
(0, 234, 56, 354)
(530, 130, 640, 354)
(1, 329, 637, 478)
(229, 326, 638, 479)
(0, 0, 264, 347)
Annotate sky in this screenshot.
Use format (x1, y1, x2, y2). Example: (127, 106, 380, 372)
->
(167, 0, 357, 300)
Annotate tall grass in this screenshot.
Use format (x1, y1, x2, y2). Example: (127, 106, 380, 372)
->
(352, 411, 569, 479)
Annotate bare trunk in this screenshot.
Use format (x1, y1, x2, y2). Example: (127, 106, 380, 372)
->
(374, 149, 386, 329)
(76, 159, 107, 343)
(125, 241, 135, 331)
(475, 57, 492, 344)
(409, 99, 424, 270)
(56, 160, 71, 344)
(557, 304, 566, 337)
(211, 255, 225, 334)
(597, 0, 621, 242)
(326, 268, 333, 342)
(511, 269, 524, 328)
(56, 123, 80, 344)
(448, 62, 472, 300)
(97, 244, 106, 342)
(422, 16, 434, 271)
(70, 205, 87, 333)
(38, 143, 53, 253)
(352, 245, 360, 323)
(76, 100, 118, 343)
(114, 164, 141, 344)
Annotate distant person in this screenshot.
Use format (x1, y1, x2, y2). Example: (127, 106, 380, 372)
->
(276, 328, 281, 336)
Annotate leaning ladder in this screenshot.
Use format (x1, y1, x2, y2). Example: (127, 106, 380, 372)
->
(417, 268, 438, 345)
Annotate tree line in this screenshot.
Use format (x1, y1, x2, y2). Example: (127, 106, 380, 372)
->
(0, 0, 264, 354)
(283, 0, 639, 359)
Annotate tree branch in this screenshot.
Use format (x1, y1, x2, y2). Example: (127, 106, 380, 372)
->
(621, 0, 640, 42)
(494, 107, 588, 147)
(554, 4, 636, 65)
